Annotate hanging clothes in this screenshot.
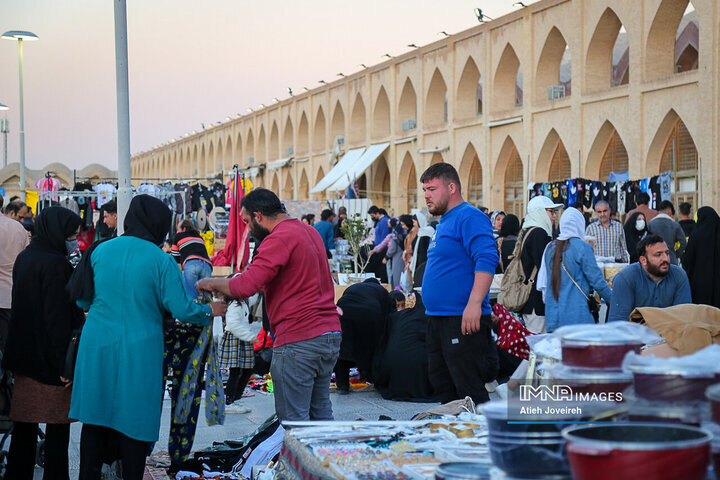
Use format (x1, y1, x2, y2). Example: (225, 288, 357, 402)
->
(92, 183, 117, 208)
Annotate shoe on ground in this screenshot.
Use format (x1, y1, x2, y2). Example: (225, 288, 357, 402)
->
(242, 387, 255, 398)
(225, 402, 251, 414)
(336, 386, 350, 395)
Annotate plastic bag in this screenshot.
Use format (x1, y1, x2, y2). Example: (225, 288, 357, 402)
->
(622, 344, 720, 375)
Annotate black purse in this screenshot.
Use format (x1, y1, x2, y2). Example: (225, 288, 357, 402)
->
(562, 262, 600, 323)
(63, 328, 82, 381)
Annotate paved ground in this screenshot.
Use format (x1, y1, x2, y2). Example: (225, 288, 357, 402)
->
(33, 387, 439, 479)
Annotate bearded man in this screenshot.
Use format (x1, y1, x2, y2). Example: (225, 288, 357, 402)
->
(196, 188, 340, 422)
(420, 163, 499, 404)
(608, 234, 692, 322)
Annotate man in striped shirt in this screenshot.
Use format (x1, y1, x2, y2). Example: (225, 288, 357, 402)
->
(172, 219, 213, 299)
(585, 200, 629, 262)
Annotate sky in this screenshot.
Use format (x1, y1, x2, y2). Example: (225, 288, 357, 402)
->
(0, 1, 523, 171)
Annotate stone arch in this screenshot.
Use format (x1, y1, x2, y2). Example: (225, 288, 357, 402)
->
(493, 44, 522, 111)
(456, 57, 481, 119)
(256, 125, 266, 164)
(269, 121, 279, 161)
(430, 152, 444, 166)
(314, 165, 325, 197)
(458, 143, 483, 207)
(331, 101, 345, 142)
(213, 139, 221, 174)
(646, 0, 698, 79)
(494, 136, 525, 217)
(398, 152, 419, 212)
(313, 106, 327, 151)
(282, 171, 294, 200)
(223, 135, 232, 171)
(349, 93, 367, 145)
(270, 171, 279, 195)
(297, 112, 309, 155)
(298, 168, 309, 200)
(234, 131, 242, 165)
(537, 129, 571, 182)
(245, 127, 254, 163)
(201, 143, 209, 176)
(647, 109, 698, 208)
(189, 145, 197, 177)
(283, 115, 294, 157)
(371, 155, 391, 207)
(586, 8, 628, 92)
(398, 77, 417, 131)
(586, 120, 628, 181)
(373, 87, 390, 139)
(425, 68, 448, 125)
(536, 27, 571, 102)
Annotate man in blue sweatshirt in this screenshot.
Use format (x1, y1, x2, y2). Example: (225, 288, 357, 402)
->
(314, 209, 336, 253)
(421, 163, 499, 403)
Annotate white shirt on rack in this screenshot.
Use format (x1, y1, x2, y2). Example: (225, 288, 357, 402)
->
(93, 183, 116, 208)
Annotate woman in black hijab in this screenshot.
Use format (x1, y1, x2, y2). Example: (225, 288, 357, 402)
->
(3, 206, 84, 479)
(682, 206, 720, 308)
(496, 214, 520, 273)
(624, 211, 649, 263)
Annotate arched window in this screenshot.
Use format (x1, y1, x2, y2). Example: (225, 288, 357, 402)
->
(425, 69, 448, 125)
(548, 140, 571, 182)
(599, 129, 629, 181)
(661, 118, 698, 208)
(504, 148, 524, 217)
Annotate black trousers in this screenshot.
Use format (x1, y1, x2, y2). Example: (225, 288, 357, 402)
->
(7, 422, 70, 480)
(79, 424, 148, 480)
(426, 315, 499, 405)
(333, 359, 354, 391)
(366, 250, 388, 284)
(0, 308, 10, 351)
(225, 367, 253, 404)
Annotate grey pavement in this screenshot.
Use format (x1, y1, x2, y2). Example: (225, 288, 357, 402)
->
(35, 387, 439, 479)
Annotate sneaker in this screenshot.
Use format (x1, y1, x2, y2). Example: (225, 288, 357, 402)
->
(225, 402, 251, 414)
(241, 387, 255, 398)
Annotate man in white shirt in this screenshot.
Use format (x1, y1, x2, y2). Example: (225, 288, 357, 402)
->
(0, 195, 30, 349)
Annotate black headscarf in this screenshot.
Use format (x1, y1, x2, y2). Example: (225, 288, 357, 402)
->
(34, 206, 82, 254)
(123, 194, 172, 245)
(499, 214, 520, 238)
(624, 211, 649, 263)
(682, 206, 720, 308)
(67, 195, 171, 303)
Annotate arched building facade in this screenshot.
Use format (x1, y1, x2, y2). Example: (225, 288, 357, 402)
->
(128, 0, 714, 215)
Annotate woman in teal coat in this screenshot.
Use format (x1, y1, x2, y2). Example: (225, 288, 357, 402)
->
(69, 195, 226, 480)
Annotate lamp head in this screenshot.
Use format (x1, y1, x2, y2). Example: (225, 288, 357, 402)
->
(0, 103, 8, 111)
(2, 31, 39, 41)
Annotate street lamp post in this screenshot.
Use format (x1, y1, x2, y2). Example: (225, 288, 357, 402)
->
(2, 31, 38, 201)
(0, 103, 8, 168)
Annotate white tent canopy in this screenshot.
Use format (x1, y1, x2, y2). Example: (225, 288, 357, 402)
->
(327, 143, 390, 192)
(309, 147, 365, 194)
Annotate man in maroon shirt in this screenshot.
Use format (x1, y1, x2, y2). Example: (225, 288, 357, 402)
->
(196, 189, 341, 422)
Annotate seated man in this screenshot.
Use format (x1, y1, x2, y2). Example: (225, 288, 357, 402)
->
(608, 234, 692, 322)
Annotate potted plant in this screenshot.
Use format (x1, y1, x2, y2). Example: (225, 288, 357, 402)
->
(340, 213, 372, 280)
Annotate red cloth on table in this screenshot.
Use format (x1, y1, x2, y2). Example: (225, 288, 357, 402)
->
(493, 303, 533, 360)
(211, 176, 250, 271)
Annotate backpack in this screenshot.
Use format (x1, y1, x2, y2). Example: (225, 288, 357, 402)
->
(498, 227, 539, 312)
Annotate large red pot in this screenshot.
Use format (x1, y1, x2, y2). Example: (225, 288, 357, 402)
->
(562, 423, 712, 480)
(560, 329, 642, 369)
(630, 363, 720, 402)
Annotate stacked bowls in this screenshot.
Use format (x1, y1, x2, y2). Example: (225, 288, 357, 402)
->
(552, 328, 637, 396)
(483, 401, 571, 479)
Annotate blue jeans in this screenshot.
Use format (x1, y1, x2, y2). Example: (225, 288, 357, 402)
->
(182, 260, 213, 300)
(271, 333, 341, 422)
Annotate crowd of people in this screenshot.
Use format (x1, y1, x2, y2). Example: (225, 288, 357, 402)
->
(0, 159, 719, 478)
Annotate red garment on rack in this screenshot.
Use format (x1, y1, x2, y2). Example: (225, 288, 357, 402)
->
(211, 175, 250, 272)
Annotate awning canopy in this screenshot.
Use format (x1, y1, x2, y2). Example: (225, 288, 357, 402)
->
(327, 143, 390, 192)
(309, 147, 365, 194)
(267, 157, 293, 170)
(239, 166, 261, 177)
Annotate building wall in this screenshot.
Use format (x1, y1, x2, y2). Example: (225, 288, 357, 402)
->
(131, 0, 715, 216)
